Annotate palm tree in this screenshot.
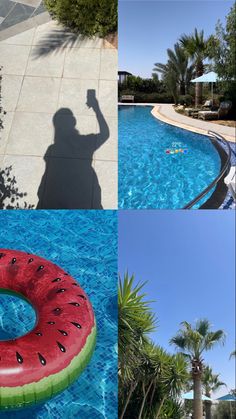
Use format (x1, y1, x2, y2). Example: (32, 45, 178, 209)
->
(118, 273, 156, 419)
(170, 319, 225, 419)
(230, 349, 236, 359)
(153, 43, 194, 102)
(180, 29, 213, 105)
(202, 366, 225, 419)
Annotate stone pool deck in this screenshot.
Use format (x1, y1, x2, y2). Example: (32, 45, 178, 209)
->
(0, 20, 117, 209)
(152, 104, 235, 143)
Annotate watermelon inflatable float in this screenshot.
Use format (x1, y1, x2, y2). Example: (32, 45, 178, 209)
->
(0, 249, 96, 410)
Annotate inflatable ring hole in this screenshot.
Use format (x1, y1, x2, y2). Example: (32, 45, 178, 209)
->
(0, 289, 37, 341)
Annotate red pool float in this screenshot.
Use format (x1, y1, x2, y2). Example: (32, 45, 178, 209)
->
(0, 249, 96, 410)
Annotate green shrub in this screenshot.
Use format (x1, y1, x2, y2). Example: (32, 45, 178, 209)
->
(178, 94, 193, 106)
(44, 0, 117, 37)
(119, 91, 173, 103)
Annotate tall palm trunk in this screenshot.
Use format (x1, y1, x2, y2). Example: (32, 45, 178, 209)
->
(195, 60, 204, 106)
(138, 380, 153, 419)
(193, 375, 203, 419)
(120, 381, 136, 419)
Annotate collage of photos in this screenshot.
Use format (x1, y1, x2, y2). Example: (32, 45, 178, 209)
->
(0, 1, 235, 419)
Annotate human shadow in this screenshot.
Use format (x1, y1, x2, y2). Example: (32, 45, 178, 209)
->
(37, 90, 109, 209)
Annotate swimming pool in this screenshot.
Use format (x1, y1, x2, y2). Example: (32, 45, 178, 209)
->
(119, 106, 222, 209)
(0, 211, 117, 419)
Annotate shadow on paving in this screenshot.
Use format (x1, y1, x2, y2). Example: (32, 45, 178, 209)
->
(32, 28, 88, 57)
(37, 90, 109, 209)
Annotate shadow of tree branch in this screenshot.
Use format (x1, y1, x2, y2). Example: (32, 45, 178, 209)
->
(0, 166, 34, 209)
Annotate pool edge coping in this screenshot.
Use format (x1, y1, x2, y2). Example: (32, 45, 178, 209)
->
(151, 105, 235, 143)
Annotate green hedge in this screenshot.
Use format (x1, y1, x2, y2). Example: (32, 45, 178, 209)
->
(44, 0, 117, 37)
(119, 91, 173, 103)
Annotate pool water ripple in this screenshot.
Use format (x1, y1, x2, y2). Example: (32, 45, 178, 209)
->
(119, 106, 221, 209)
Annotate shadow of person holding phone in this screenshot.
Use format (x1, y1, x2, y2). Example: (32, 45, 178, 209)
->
(37, 90, 109, 209)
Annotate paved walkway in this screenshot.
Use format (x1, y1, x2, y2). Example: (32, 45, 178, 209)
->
(0, 20, 117, 209)
(152, 104, 235, 142)
(0, 0, 46, 32)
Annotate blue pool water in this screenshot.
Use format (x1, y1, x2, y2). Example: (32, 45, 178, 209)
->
(0, 211, 117, 419)
(119, 106, 221, 209)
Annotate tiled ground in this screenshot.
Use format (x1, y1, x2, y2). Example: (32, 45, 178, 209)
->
(0, 0, 45, 31)
(0, 20, 117, 209)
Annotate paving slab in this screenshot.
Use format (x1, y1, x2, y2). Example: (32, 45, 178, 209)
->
(0, 19, 117, 209)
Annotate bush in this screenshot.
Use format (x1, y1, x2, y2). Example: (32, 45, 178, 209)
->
(178, 95, 193, 106)
(44, 0, 117, 37)
(119, 91, 173, 103)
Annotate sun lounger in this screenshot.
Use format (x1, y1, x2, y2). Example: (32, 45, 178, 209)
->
(198, 101, 232, 121)
(224, 166, 236, 200)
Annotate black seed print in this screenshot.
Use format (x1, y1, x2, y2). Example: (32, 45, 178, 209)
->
(16, 352, 23, 364)
(35, 332, 42, 336)
(47, 321, 55, 325)
(28, 258, 34, 263)
(69, 302, 80, 307)
(52, 278, 61, 283)
(58, 329, 68, 336)
(64, 273, 69, 276)
(0, 253, 6, 259)
(37, 265, 44, 272)
(53, 308, 61, 314)
(56, 288, 66, 294)
(77, 294, 86, 300)
(11, 258, 17, 264)
(57, 341, 66, 352)
(71, 322, 81, 329)
(72, 283, 79, 286)
(38, 353, 46, 366)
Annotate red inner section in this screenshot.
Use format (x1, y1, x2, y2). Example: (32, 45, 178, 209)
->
(0, 249, 95, 387)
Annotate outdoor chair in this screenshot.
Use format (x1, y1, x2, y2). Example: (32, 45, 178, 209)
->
(224, 166, 236, 201)
(198, 101, 232, 121)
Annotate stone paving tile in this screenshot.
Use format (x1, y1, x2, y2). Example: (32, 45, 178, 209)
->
(92, 160, 117, 209)
(32, 2, 45, 16)
(0, 112, 14, 154)
(16, 76, 61, 113)
(0, 26, 35, 44)
(0, 17, 4, 24)
(94, 116, 117, 162)
(16, 0, 42, 7)
(1, 154, 45, 207)
(26, 47, 66, 77)
(0, 44, 30, 74)
(0, 3, 34, 30)
(0, 0, 16, 18)
(100, 49, 117, 81)
(63, 48, 101, 80)
(58, 78, 99, 117)
(1, 74, 23, 111)
(98, 80, 117, 117)
(6, 112, 53, 156)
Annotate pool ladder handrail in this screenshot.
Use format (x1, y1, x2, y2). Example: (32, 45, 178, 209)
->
(183, 131, 232, 209)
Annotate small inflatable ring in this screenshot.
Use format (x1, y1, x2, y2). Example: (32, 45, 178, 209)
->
(0, 249, 96, 410)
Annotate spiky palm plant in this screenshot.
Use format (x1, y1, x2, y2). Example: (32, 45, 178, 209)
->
(179, 29, 213, 105)
(170, 319, 225, 419)
(118, 273, 157, 419)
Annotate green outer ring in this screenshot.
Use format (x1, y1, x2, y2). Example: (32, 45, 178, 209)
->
(0, 324, 97, 410)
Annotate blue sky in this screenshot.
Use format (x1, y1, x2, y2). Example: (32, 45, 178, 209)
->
(119, 210, 235, 397)
(119, 0, 235, 78)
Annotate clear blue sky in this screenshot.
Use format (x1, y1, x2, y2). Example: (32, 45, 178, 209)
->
(119, 0, 235, 78)
(119, 210, 235, 397)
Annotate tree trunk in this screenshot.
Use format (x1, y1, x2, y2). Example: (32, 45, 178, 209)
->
(120, 382, 136, 419)
(156, 397, 166, 419)
(193, 375, 203, 419)
(138, 380, 153, 419)
(195, 82, 202, 107)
